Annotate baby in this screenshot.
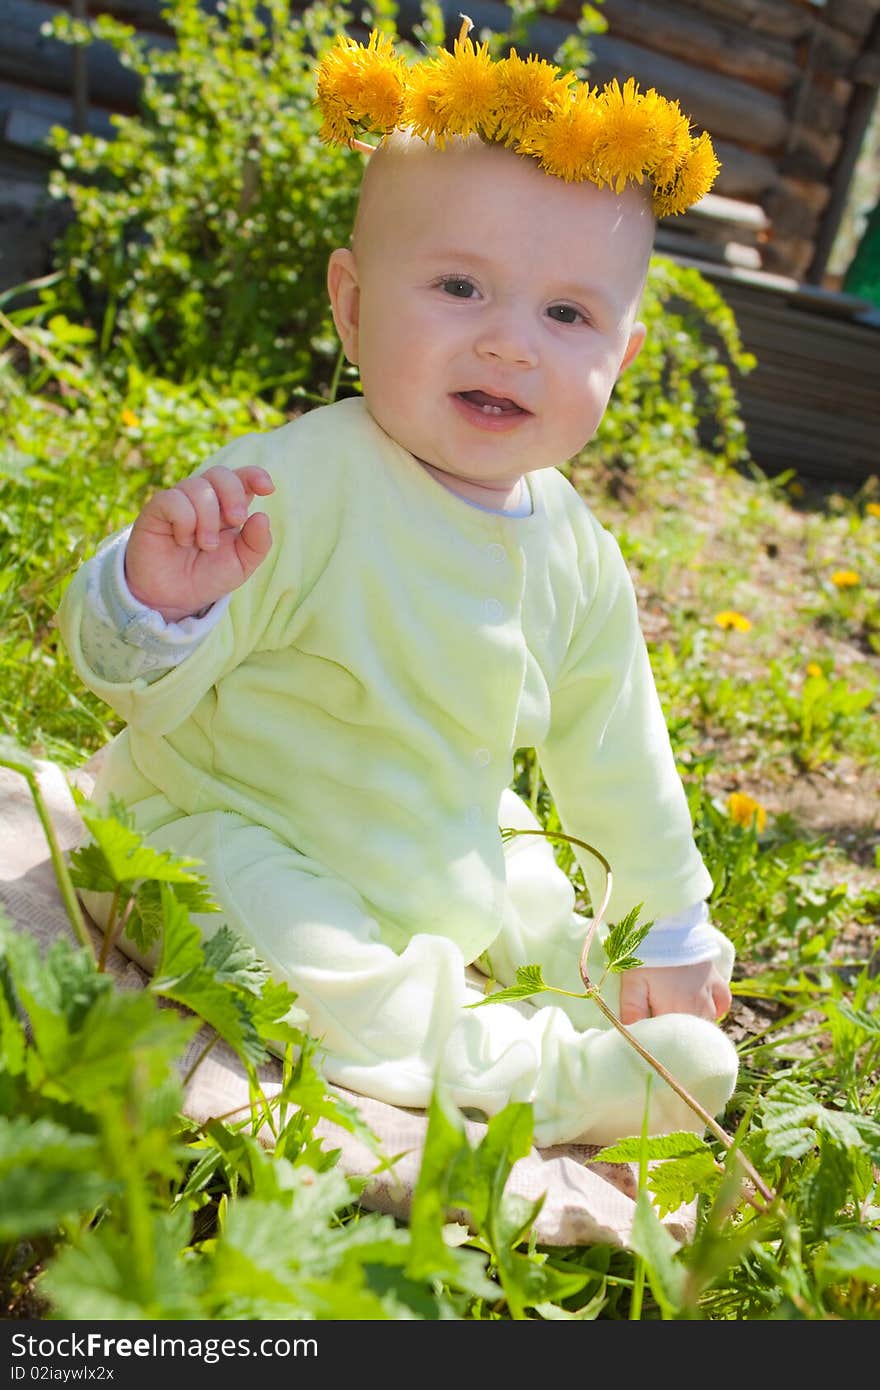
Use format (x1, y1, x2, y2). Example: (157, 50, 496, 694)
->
(57, 32, 739, 1148)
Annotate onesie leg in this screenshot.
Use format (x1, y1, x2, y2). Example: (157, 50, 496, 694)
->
(489, 789, 739, 1145)
(79, 799, 738, 1146)
(81, 810, 547, 1115)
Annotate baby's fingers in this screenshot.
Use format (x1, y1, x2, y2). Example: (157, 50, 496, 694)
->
(198, 464, 272, 533)
(172, 474, 224, 550)
(234, 465, 274, 500)
(234, 511, 273, 579)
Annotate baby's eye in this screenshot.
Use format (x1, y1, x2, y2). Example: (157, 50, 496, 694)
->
(439, 277, 478, 299)
(547, 303, 588, 325)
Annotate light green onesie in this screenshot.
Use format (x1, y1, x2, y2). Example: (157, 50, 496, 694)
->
(58, 396, 738, 1146)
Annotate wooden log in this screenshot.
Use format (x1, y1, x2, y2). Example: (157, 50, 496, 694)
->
(809, 19, 863, 79)
(0, 77, 115, 148)
(79, 0, 220, 32)
(654, 226, 763, 269)
(0, 0, 171, 109)
(824, 0, 880, 42)
(781, 131, 844, 182)
(713, 141, 779, 198)
(586, 35, 790, 146)
(684, 190, 770, 234)
(576, 0, 799, 93)
(0, 157, 69, 289)
(673, 0, 812, 43)
(764, 179, 829, 244)
(761, 236, 818, 279)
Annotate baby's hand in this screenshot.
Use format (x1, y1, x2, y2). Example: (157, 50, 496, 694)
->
(125, 464, 275, 623)
(618, 960, 731, 1025)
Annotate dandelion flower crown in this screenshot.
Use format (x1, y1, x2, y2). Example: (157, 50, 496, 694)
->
(315, 16, 720, 217)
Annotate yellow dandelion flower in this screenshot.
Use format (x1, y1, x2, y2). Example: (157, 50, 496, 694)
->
(428, 32, 500, 139)
(653, 130, 719, 217)
(519, 85, 604, 184)
(714, 610, 752, 632)
(357, 57, 406, 131)
(593, 78, 657, 192)
(490, 50, 572, 145)
(805, 662, 823, 678)
(315, 31, 405, 141)
(865, 502, 880, 518)
(401, 59, 456, 146)
(120, 408, 140, 428)
(727, 791, 767, 832)
(831, 569, 860, 588)
(644, 90, 692, 188)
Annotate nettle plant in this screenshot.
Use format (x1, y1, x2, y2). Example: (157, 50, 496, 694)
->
(3, 737, 880, 1321)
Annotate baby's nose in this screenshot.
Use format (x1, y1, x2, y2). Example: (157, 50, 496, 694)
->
(474, 309, 538, 368)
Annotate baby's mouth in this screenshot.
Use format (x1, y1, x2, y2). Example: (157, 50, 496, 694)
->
(456, 390, 527, 416)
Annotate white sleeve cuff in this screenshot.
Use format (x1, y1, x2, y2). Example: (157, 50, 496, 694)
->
(79, 527, 230, 682)
(635, 900, 728, 967)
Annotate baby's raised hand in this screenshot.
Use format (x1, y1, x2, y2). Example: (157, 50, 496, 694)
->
(618, 960, 731, 1025)
(125, 464, 275, 623)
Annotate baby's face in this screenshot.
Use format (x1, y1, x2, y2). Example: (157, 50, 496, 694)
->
(328, 137, 653, 501)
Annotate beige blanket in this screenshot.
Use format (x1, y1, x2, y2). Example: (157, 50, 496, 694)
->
(0, 755, 697, 1248)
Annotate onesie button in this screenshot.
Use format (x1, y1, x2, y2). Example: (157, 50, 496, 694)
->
(487, 543, 506, 563)
(474, 748, 491, 767)
(483, 598, 503, 621)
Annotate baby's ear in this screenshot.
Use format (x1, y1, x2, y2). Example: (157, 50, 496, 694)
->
(618, 320, 646, 375)
(327, 248, 361, 364)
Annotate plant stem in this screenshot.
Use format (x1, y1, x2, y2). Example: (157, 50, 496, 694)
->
(11, 761, 96, 961)
(503, 822, 776, 1207)
(584, 983, 775, 1206)
(327, 341, 346, 404)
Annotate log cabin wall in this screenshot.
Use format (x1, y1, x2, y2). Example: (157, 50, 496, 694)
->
(1, 0, 879, 482)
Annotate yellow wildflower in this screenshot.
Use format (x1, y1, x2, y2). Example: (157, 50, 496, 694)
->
(414, 31, 500, 142)
(653, 131, 719, 217)
(520, 85, 604, 184)
(727, 792, 767, 832)
(866, 502, 880, 518)
(312, 24, 721, 215)
(120, 408, 140, 428)
(401, 61, 453, 145)
(593, 79, 656, 192)
(831, 569, 860, 588)
(316, 31, 405, 143)
(646, 90, 692, 188)
(805, 662, 823, 678)
(714, 610, 752, 632)
(490, 50, 572, 146)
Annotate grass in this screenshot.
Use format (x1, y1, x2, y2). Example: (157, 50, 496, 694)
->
(1, 304, 879, 1321)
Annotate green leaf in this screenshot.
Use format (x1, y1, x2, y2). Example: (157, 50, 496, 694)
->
(596, 1131, 708, 1162)
(129, 874, 220, 954)
(646, 1151, 719, 1219)
(0, 921, 111, 1062)
(0, 1117, 115, 1240)
(629, 1188, 687, 1317)
(41, 1207, 204, 1319)
(151, 882, 205, 986)
(603, 903, 653, 973)
(761, 1080, 868, 1159)
(70, 806, 209, 892)
(202, 923, 271, 993)
(816, 1229, 880, 1289)
(406, 1091, 500, 1300)
(466, 963, 550, 1008)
